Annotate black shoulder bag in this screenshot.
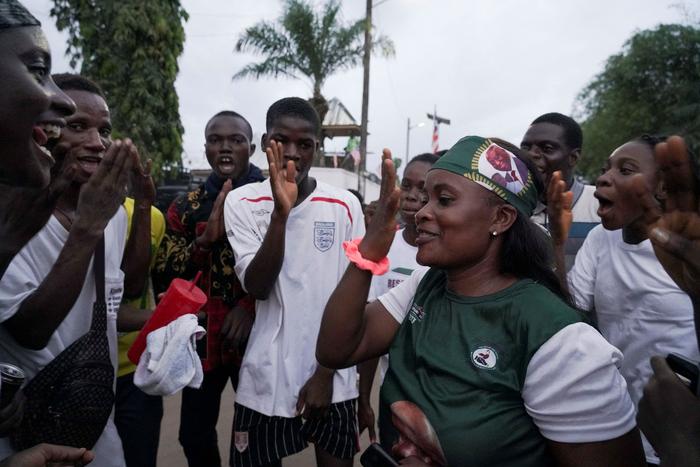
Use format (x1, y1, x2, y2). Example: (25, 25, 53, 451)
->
(11, 237, 116, 450)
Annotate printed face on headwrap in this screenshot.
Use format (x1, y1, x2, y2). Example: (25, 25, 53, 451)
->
(0, 0, 41, 30)
(432, 136, 539, 216)
(479, 144, 530, 195)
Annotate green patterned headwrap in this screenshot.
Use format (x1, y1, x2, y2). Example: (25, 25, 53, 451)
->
(0, 1, 40, 29)
(432, 136, 539, 216)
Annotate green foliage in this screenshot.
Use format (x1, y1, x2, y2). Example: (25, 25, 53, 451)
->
(575, 24, 700, 180)
(234, 0, 394, 122)
(50, 0, 189, 179)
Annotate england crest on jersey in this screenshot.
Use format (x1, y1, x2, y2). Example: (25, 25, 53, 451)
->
(314, 221, 335, 252)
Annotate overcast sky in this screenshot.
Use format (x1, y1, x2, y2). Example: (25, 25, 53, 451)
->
(24, 0, 692, 175)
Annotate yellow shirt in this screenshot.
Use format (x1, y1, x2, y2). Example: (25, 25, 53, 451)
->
(117, 198, 166, 377)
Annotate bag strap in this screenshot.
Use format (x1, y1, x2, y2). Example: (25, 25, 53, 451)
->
(91, 236, 107, 332)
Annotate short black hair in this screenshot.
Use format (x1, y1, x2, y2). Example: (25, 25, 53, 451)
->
(52, 73, 106, 99)
(347, 188, 364, 206)
(531, 112, 583, 151)
(406, 153, 440, 169)
(435, 149, 448, 157)
(206, 110, 253, 140)
(266, 97, 320, 136)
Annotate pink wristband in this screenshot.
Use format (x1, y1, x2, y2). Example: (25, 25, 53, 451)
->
(342, 238, 389, 275)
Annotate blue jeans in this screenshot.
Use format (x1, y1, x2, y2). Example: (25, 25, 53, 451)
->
(179, 364, 239, 467)
(114, 372, 163, 467)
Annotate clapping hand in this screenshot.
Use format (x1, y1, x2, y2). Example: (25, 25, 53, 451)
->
(546, 171, 574, 246)
(359, 149, 401, 261)
(634, 136, 700, 300)
(266, 140, 298, 218)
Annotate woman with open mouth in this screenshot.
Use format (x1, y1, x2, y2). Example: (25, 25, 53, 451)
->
(317, 136, 645, 466)
(563, 135, 699, 466)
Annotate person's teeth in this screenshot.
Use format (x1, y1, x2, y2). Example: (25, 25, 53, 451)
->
(39, 124, 61, 140)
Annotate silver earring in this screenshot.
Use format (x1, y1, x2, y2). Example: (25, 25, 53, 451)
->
(491, 231, 498, 237)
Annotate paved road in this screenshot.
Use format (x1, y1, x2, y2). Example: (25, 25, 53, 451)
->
(157, 376, 378, 466)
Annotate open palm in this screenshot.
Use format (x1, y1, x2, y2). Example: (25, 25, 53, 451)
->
(266, 140, 298, 217)
(635, 136, 700, 299)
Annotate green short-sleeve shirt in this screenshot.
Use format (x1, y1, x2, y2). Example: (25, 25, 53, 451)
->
(381, 269, 583, 466)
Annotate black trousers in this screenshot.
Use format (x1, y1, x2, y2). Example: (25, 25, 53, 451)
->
(114, 372, 164, 467)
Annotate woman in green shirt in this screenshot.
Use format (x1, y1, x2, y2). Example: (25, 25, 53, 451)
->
(318, 136, 645, 466)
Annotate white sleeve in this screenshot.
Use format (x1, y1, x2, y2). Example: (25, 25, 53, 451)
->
(567, 226, 602, 311)
(224, 192, 263, 289)
(0, 249, 39, 324)
(522, 322, 636, 443)
(377, 268, 429, 324)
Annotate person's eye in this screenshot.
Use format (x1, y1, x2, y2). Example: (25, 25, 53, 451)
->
(28, 64, 49, 81)
(438, 195, 452, 206)
(543, 145, 555, 154)
(400, 182, 410, 191)
(68, 122, 85, 131)
(619, 166, 635, 175)
(233, 137, 245, 145)
(520, 144, 530, 151)
(100, 128, 112, 138)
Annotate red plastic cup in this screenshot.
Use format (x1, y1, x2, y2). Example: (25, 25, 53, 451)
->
(127, 277, 207, 365)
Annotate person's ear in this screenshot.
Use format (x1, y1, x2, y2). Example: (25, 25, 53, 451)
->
(568, 148, 581, 168)
(261, 133, 268, 151)
(249, 142, 257, 155)
(491, 203, 518, 236)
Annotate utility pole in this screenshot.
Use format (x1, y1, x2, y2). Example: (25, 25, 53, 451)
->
(358, 0, 372, 197)
(427, 107, 451, 154)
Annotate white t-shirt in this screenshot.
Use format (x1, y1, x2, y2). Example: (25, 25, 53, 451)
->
(532, 183, 600, 225)
(379, 268, 637, 443)
(0, 210, 128, 466)
(568, 225, 698, 462)
(225, 180, 366, 417)
(368, 228, 426, 382)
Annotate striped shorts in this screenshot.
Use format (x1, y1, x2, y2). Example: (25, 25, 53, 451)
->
(230, 400, 359, 467)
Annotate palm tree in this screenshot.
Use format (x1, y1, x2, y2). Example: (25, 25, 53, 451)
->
(233, 0, 394, 124)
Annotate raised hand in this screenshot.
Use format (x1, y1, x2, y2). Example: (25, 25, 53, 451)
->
(359, 148, 401, 261)
(0, 161, 76, 277)
(74, 139, 135, 236)
(266, 140, 298, 217)
(197, 179, 233, 248)
(546, 171, 574, 246)
(130, 155, 156, 206)
(633, 136, 700, 299)
(637, 356, 700, 466)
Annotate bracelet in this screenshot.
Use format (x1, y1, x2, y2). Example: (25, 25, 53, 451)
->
(342, 238, 389, 275)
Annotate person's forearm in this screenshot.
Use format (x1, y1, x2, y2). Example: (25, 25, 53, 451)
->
(554, 242, 570, 296)
(359, 357, 379, 401)
(3, 225, 102, 350)
(0, 248, 21, 280)
(693, 297, 700, 350)
(121, 202, 151, 299)
(117, 303, 153, 332)
(317, 263, 373, 368)
(243, 212, 287, 300)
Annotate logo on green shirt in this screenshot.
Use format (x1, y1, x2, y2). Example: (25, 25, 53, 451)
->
(407, 302, 425, 323)
(471, 346, 498, 370)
